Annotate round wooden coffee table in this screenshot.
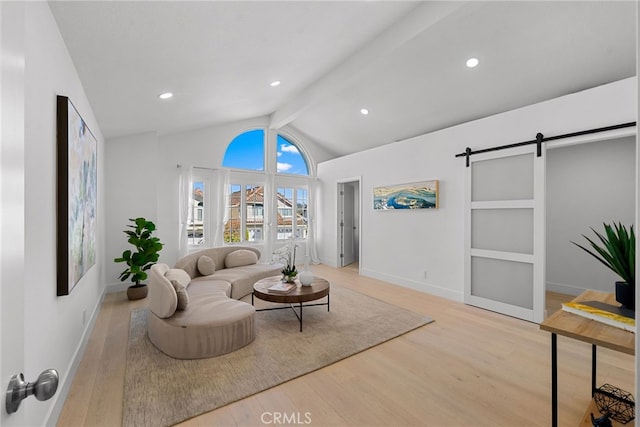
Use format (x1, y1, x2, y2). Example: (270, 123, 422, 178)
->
(252, 276, 330, 332)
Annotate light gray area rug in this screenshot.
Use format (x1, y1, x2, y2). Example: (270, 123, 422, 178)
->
(123, 285, 433, 427)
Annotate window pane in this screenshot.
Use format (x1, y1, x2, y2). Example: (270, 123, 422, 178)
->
(296, 188, 308, 239)
(224, 184, 264, 243)
(224, 184, 241, 243)
(277, 187, 294, 240)
(188, 181, 205, 246)
(276, 187, 308, 240)
(245, 185, 263, 242)
(277, 135, 308, 175)
(222, 129, 265, 171)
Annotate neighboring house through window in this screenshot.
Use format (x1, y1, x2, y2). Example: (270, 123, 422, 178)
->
(276, 186, 308, 240)
(224, 184, 264, 243)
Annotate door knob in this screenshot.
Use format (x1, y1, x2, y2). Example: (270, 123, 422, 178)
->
(5, 369, 59, 414)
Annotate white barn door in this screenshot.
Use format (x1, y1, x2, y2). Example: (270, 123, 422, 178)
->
(464, 144, 545, 323)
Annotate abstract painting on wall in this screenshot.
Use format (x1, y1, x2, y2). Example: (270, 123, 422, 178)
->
(57, 95, 97, 296)
(373, 180, 439, 210)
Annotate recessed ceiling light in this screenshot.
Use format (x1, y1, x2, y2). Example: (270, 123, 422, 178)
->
(466, 57, 479, 68)
(270, 81, 281, 87)
(360, 108, 369, 115)
(158, 92, 173, 100)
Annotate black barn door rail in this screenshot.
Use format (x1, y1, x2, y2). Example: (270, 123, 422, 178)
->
(455, 122, 636, 167)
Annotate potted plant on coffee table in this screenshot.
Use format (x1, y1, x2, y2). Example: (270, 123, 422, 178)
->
(114, 217, 164, 300)
(572, 222, 635, 310)
(272, 239, 299, 283)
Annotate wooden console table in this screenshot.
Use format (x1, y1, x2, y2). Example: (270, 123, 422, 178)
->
(540, 290, 635, 427)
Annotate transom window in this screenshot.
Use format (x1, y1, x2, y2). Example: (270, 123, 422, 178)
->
(277, 135, 309, 175)
(222, 130, 309, 176)
(222, 129, 265, 171)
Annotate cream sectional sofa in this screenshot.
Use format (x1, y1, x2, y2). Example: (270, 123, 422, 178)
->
(147, 246, 282, 359)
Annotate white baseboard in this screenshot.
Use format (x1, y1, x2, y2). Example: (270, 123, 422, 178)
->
(319, 257, 339, 268)
(46, 291, 105, 426)
(360, 267, 464, 302)
(106, 281, 129, 293)
(546, 281, 587, 296)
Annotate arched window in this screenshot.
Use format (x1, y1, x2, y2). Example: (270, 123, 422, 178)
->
(277, 134, 309, 175)
(216, 129, 312, 245)
(222, 129, 265, 171)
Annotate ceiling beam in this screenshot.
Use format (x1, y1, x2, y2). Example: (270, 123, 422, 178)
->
(269, 1, 476, 130)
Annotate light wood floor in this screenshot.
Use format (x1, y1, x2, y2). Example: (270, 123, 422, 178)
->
(57, 265, 634, 426)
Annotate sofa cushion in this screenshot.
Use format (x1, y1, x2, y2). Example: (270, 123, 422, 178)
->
(225, 249, 258, 268)
(149, 263, 178, 319)
(148, 294, 255, 359)
(197, 255, 216, 276)
(172, 280, 189, 310)
(189, 277, 232, 298)
(165, 268, 191, 288)
(174, 246, 261, 279)
(210, 263, 284, 299)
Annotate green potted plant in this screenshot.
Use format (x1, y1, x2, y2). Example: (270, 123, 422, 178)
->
(572, 222, 635, 310)
(114, 217, 164, 300)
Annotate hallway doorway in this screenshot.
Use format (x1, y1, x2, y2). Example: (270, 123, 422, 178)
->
(337, 179, 361, 268)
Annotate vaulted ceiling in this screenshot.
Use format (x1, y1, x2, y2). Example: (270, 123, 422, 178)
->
(49, 1, 636, 158)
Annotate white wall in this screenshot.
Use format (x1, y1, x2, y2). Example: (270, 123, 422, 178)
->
(546, 136, 636, 295)
(22, 2, 105, 425)
(104, 117, 334, 287)
(105, 131, 160, 289)
(317, 77, 637, 302)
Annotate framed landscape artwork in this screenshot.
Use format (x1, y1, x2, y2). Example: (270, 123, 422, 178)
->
(373, 180, 439, 210)
(57, 95, 97, 296)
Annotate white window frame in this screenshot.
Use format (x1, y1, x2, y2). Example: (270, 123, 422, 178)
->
(224, 172, 266, 245)
(188, 174, 211, 248)
(217, 128, 315, 249)
(275, 176, 310, 241)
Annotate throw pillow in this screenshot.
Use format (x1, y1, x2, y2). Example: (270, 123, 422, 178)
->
(225, 249, 258, 268)
(171, 280, 189, 310)
(165, 268, 191, 288)
(197, 255, 216, 276)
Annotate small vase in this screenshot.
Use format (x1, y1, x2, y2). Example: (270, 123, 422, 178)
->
(299, 255, 314, 286)
(615, 281, 635, 310)
(299, 269, 314, 286)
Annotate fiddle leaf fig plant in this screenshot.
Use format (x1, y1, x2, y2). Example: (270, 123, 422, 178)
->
(114, 217, 164, 287)
(572, 222, 635, 287)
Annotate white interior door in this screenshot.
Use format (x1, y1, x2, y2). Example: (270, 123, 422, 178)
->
(339, 183, 355, 267)
(1, 2, 26, 425)
(464, 144, 545, 323)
